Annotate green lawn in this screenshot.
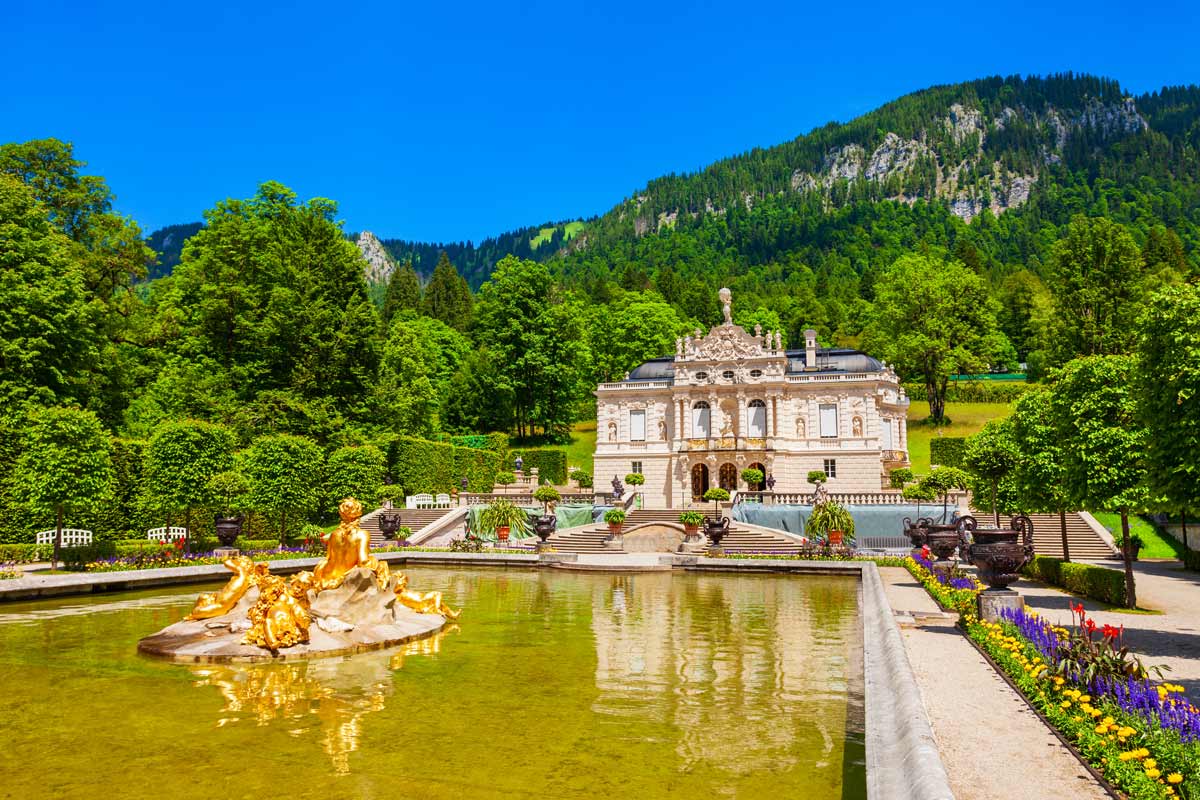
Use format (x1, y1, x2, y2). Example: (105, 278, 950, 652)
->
(1091, 512, 1185, 560)
(905, 401, 1012, 475)
(563, 420, 596, 474)
(530, 221, 585, 249)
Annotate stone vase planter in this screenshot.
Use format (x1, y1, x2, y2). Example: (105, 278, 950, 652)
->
(924, 524, 964, 574)
(533, 515, 557, 542)
(378, 511, 403, 541)
(962, 515, 1034, 589)
(704, 517, 731, 554)
(213, 515, 243, 548)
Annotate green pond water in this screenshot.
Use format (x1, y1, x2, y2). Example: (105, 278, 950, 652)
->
(0, 567, 865, 799)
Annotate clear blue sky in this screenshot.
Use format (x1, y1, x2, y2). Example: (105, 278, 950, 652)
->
(4, 0, 1198, 242)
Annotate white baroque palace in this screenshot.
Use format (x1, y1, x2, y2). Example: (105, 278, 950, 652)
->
(593, 289, 910, 508)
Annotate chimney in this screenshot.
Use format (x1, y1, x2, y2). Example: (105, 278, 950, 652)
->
(805, 328, 818, 371)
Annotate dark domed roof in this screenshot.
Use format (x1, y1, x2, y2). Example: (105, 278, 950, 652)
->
(785, 349, 883, 374)
(626, 357, 675, 380)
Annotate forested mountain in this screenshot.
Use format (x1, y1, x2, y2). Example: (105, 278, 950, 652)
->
(145, 222, 202, 280)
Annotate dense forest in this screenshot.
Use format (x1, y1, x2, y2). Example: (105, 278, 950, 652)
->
(3, 73, 1199, 541)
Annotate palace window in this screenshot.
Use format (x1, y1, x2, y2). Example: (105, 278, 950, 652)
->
(692, 401, 711, 438)
(749, 369, 762, 378)
(631, 461, 643, 475)
(819, 403, 838, 438)
(722, 370, 735, 380)
(823, 459, 837, 478)
(882, 418, 894, 450)
(694, 371, 708, 380)
(748, 399, 766, 437)
(629, 410, 645, 442)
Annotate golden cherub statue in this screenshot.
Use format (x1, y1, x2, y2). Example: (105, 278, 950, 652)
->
(313, 497, 392, 591)
(186, 555, 256, 620)
(395, 573, 461, 620)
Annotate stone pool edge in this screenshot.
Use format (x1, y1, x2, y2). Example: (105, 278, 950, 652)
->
(0, 553, 955, 800)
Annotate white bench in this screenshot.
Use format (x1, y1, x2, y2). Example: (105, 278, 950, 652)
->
(35, 529, 93, 547)
(434, 493, 452, 508)
(147, 526, 188, 542)
(412, 493, 435, 509)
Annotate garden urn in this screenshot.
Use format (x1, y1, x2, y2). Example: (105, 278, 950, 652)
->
(704, 516, 731, 555)
(533, 514, 557, 542)
(962, 514, 1034, 590)
(378, 511, 403, 541)
(213, 515, 244, 548)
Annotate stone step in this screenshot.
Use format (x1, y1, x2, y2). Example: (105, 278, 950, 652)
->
(969, 510, 1116, 559)
(362, 508, 454, 548)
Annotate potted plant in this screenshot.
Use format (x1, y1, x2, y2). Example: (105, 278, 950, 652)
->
(604, 508, 626, 535)
(395, 526, 413, 546)
(807, 501, 855, 547)
(533, 485, 561, 542)
(1130, 532, 1144, 561)
(480, 498, 525, 543)
(679, 510, 704, 535)
(495, 471, 516, 494)
(377, 484, 406, 508)
(207, 470, 250, 547)
(570, 469, 593, 489)
(624, 473, 645, 509)
(740, 468, 764, 492)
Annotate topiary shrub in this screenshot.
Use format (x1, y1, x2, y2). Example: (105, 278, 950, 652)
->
(325, 445, 386, 509)
(930, 437, 967, 468)
(570, 469, 593, 489)
(390, 436, 500, 494)
(740, 468, 764, 488)
(889, 467, 914, 489)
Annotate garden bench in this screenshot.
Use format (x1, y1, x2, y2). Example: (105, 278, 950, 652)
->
(35, 528, 93, 547)
(147, 526, 188, 542)
(434, 493, 452, 508)
(412, 493, 435, 509)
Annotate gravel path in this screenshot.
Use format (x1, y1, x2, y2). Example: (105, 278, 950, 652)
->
(880, 567, 1109, 800)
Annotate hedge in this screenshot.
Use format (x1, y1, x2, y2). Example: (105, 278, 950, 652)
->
(450, 433, 509, 453)
(509, 449, 567, 485)
(0, 543, 50, 563)
(929, 437, 967, 468)
(902, 381, 1032, 403)
(389, 436, 501, 494)
(1022, 554, 1128, 607)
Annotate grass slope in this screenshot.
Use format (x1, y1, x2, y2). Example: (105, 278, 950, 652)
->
(1091, 512, 1185, 560)
(905, 401, 1013, 474)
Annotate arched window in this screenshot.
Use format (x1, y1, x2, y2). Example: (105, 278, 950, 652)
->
(692, 401, 711, 438)
(749, 369, 763, 378)
(722, 370, 735, 380)
(694, 371, 708, 380)
(748, 399, 767, 437)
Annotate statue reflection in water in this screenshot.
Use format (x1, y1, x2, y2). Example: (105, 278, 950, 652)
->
(190, 626, 457, 774)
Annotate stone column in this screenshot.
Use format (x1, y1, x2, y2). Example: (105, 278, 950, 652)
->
(771, 396, 778, 437)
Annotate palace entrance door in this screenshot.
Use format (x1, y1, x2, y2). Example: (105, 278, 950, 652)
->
(718, 462, 738, 491)
(691, 464, 710, 501)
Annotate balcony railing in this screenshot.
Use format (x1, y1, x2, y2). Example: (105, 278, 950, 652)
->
(736, 491, 965, 506)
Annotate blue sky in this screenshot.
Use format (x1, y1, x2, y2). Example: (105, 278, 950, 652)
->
(4, 0, 1198, 242)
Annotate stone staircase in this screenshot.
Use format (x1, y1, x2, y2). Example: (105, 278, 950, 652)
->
(970, 510, 1116, 560)
(543, 509, 805, 555)
(361, 508, 455, 548)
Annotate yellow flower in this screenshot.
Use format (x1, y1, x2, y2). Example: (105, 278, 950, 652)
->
(1145, 768, 1161, 779)
(1139, 748, 1150, 758)
(1094, 724, 1109, 734)
(1119, 751, 1138, 762)
(1081, 695, 1092, 703)
(1060, 701, 1071, 709)
(1168, 773, 1183, 784)
(1145, 759, 1157, 769)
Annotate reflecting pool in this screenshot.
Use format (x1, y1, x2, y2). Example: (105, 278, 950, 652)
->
(0, 567, 864, 799)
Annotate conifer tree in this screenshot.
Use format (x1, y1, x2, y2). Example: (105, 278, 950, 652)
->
(422, 251, 473, 331)
(381, 259, 421, 329)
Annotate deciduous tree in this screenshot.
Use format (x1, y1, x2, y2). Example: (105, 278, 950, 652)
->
(243, 434, 325, 544)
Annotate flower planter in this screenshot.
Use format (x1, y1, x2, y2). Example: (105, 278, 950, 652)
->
(378, 511, 403, 541)
(704, 517, 731, 553)
(683, 523, 700, 537)
(829, 530, 844, 546)
(607, 523, 623, 536)
(213, 515, 243, 548)
(496, 525, 510, 543)
(963, 514, 1034, 590)
(533, 515, 557, 542)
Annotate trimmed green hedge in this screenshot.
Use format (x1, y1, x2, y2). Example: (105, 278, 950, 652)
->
(0, 543, 49, 563)
(509, 449, 567, 484)
(450, 433, 509, 453)
(930, 437, 967, 468)
(389, 436, 501, 494)
(1022, 555, 1128, 607)
(903, 381, 1032, 403)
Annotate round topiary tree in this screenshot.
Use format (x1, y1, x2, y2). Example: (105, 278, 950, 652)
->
(325, 445, 386, 510)
(740, 468, 764, 490)
(243, 434, 325, 544)
(142, 419, 235, 534)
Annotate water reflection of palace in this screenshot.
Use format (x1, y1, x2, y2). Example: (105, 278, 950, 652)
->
(591, 574, 861, 777)
(191, 628, 455, 774)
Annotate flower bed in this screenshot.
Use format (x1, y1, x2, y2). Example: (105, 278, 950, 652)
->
(711, 552, 909, 566)
(904, 553, 983, 615)
(82, 545, 311, 572)
(967, 606, 1198, 798)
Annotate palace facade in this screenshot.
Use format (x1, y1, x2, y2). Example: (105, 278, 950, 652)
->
(593, 291, 910, 509)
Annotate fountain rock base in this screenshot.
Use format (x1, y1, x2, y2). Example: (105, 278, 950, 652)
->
(138, 568, 447, 663)
(977, 587, 1022, 623)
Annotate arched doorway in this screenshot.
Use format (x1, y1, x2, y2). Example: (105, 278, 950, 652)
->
(691, 463, 710, 500)
(718, 462, 738, 491)
(747, 461, 766, 491)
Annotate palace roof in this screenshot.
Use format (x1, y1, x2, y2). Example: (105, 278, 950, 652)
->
(624, 349, 884, 382)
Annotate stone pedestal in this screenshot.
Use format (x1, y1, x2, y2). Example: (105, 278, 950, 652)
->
(535, 541, 556, 554)
(213, 547, 240, 559)
(707, 546, 724, 557)
(977, 588, 1022, 623)
(930, 560, 953, 582)
(604, 534, 624, 551)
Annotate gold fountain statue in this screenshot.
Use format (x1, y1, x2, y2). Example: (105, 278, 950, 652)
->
(178, 496, 459, 654)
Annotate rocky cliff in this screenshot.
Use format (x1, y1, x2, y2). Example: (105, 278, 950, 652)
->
(356, 231, 395, 284)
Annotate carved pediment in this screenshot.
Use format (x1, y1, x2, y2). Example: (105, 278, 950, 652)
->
(684, 324, 765, 362)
